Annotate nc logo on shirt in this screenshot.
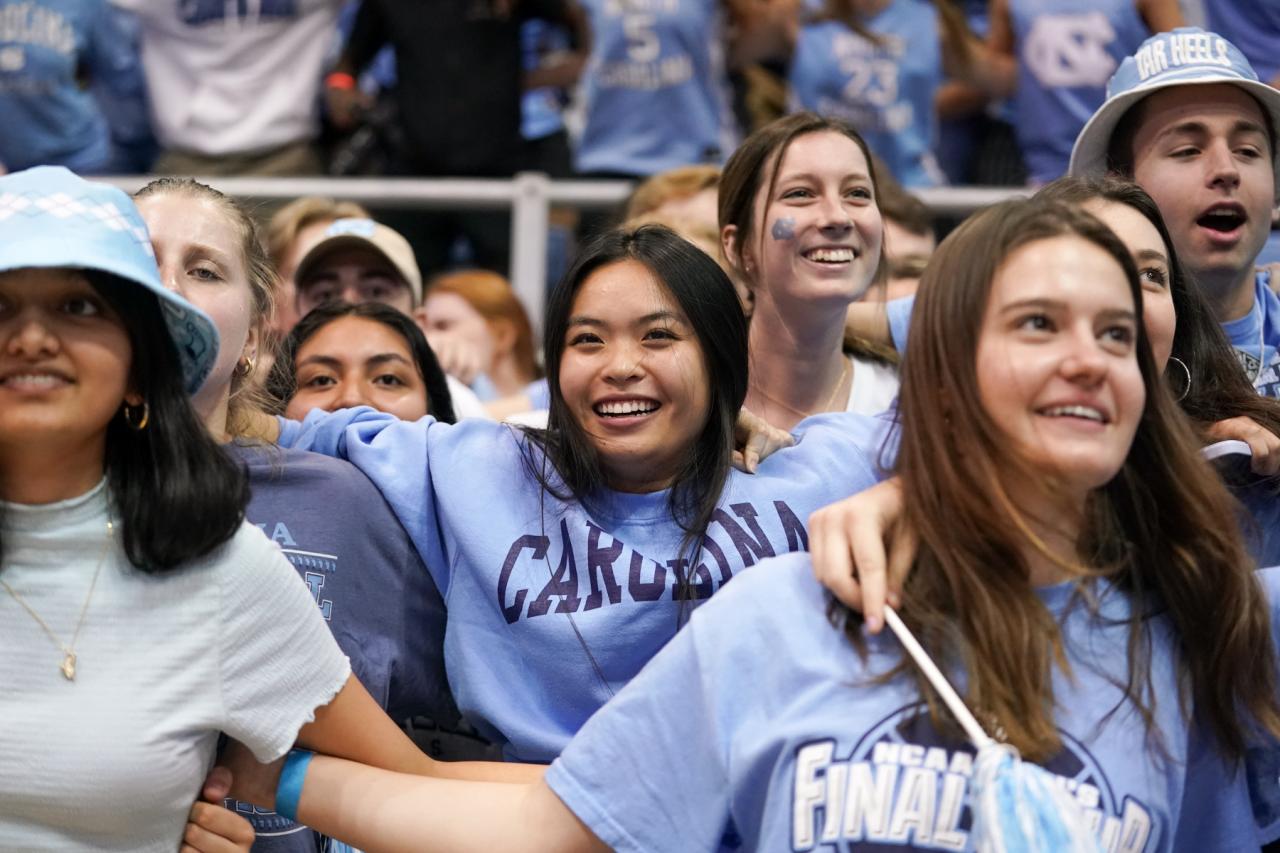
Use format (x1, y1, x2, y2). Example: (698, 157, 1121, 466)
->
(791, 703, 1154, 851)
(1022, 13, 1118, 88)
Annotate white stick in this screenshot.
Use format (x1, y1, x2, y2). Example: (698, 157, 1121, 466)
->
(883, 606, 995, 750)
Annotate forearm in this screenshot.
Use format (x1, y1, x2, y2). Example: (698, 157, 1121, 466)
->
(429, 757, 546, 783)
(295, 674, 543, 784)
(293, 756, 597, 853)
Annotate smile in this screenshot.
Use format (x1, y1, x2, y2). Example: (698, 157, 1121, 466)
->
(1037, 405, 1108, 424)
(802, 247, 857, 264)
(0, 372, 70, 390)
(593, 398, 661, 418)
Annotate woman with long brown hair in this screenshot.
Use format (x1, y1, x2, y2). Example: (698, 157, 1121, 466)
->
(215, 197, 1275, 851)
(720, 112, 901, 430)
(814, 177, 1280, 631)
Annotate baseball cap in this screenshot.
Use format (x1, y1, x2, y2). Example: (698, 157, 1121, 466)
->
(293, 218, 423, 304)
(1070, 27, 1280, 192)
(0, 166, 218, 394)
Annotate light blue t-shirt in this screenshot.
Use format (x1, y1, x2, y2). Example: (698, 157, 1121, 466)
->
(575, 0, 735, 176)
(0, 0, 151, 173)
(789, 1, 945, 188)
(279, 408, 889, 762)
(547, 553, 1259, 851)
(1250, 567, 1280, 843)
(886, 295, 914, 353)
(521, 18, 568, 141)
(1204, 0, 1280, 84)
(1259, 231, 1280, 269)
(1221, 271, 1280, 399)
(1008, 0, 1151, 183)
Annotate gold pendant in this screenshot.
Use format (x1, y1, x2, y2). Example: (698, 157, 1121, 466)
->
(60, 653, 76, 681)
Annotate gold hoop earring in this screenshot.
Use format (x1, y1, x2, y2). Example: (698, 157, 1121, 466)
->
(122, 401, 150, 431)
(235, 356, 256, 379)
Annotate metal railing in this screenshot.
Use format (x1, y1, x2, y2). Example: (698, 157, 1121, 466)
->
(103, 174, 1027, 334)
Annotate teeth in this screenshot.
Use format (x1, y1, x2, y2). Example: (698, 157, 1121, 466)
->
(1041, 405, 1103, 422)
(2, 374, 64, 388)
(595, 400, 659, 416)
(805, 248, 855, 263)
(1200, 211, 1243, 231)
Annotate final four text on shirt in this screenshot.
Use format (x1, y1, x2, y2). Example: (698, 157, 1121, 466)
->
(498, 500, 808, 622)
(1134, 33, 1232, 80)
(791, 728, 1155, 852)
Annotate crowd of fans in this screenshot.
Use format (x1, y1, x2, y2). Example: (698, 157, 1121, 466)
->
(5, 3, 1280, 853)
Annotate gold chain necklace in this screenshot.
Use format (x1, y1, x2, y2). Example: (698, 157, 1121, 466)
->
(0, 519, 113, 681)
(752, 357, 852, 420)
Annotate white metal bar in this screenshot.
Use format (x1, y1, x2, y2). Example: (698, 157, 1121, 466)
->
(510, 172, 552, 338)
(99, 173, 1028, 342)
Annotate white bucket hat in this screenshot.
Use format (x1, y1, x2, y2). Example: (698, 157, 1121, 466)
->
(1069, 27, 1280, 193)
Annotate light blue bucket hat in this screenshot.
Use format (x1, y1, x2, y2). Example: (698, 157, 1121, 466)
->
(1070, 27, 1280, 193)
(0, 166, 218, 394)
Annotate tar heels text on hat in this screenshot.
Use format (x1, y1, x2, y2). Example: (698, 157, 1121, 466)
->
(1135, 32, 1232, 81)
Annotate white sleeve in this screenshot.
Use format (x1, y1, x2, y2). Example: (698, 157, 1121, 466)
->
(215, 524, 352, 762)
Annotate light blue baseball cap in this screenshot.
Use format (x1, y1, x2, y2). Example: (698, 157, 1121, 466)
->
(0, 166, 219, 394)
(1070, 27, 1280, 192)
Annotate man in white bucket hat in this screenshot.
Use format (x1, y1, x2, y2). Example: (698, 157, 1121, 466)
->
(1070, 27, 1280, 396)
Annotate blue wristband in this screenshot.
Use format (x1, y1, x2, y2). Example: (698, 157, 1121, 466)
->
(275, 749, 314, 821)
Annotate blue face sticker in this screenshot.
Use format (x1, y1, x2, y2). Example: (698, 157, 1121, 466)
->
(771, 217, 796, 241)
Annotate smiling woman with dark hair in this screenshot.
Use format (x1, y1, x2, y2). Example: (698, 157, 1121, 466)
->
(243, 223, 887, 769)
(0, 167, 351, 850)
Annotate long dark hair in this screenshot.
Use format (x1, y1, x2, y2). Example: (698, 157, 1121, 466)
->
(1037, 176, 1280, 442)
(0, 272, 248, 575)
(524, 224, 749, 595)
(867, 198, 1280, 763)
(268, 301, 457, 424)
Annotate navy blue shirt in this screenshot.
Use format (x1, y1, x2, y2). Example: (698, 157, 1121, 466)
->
(224, 443, 453, 852)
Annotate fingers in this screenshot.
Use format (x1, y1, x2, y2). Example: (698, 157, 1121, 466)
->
(733, 408, 794, 473)
(202, 766, 233, 803)
(182, 802, 254, 853)
(809, 504, 865, 615)
(743, 431, 766, 473)
(885, 523, 918, 609)
(1249, 430, 1280, 476)
(809, 478, 912, 635)
(1210, 416, 1280, 477)
(847, 513, 889, 634)
(430, 336, 484, 385)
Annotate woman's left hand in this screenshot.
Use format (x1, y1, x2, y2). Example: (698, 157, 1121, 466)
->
(732, 407, 794, 472)
(1206, 416, 1280, 476)
(180, 766, 255, 853)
